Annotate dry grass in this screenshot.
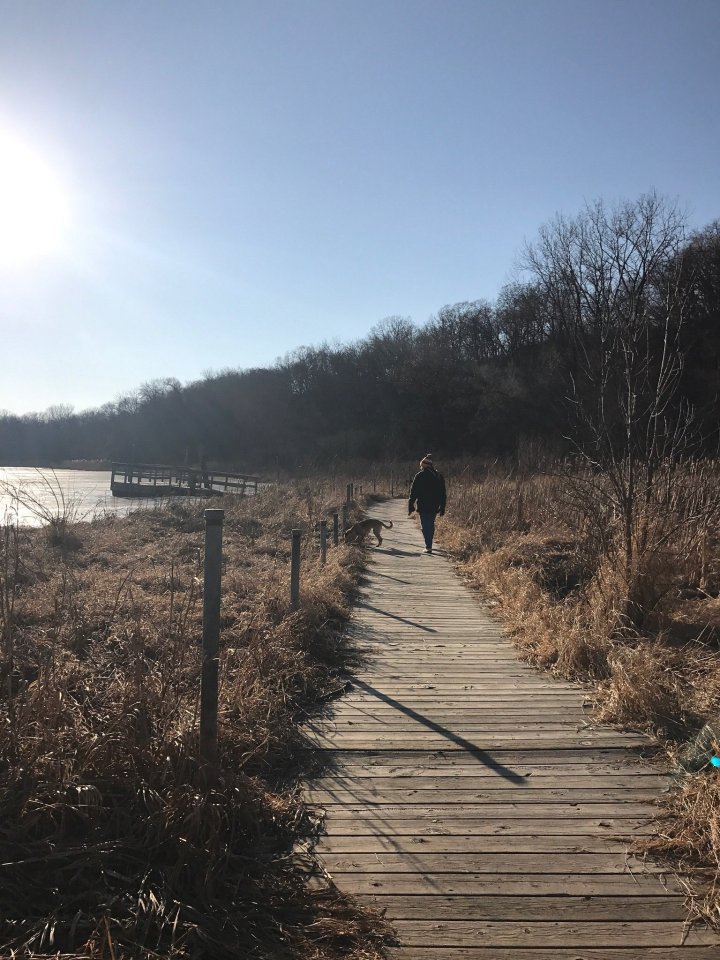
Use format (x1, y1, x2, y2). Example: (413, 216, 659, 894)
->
(0, 481, 391, 959)
(441, 461, 720, 923)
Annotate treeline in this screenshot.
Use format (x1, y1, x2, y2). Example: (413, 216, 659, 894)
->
(2, 193, 719, 470)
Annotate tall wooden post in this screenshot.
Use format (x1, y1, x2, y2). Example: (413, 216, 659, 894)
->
(200, 508, 224, 775)
(319, 520, 327, 566)
(290, 529, 302, 609)
(332, 511, 339, 546)
(346, 482, 352, 506)
(342, 504, 348, 535)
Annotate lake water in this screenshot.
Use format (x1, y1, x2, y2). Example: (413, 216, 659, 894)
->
(0, 467, 152, 528)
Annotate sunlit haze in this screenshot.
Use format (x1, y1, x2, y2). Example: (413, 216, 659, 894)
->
(0, 131, 70, 265)
(0, 0, 718, 415)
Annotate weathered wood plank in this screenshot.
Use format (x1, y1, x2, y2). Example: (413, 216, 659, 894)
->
(308, 787, 663, 803)
(315, 834, 633, 853)
(324, 719, 608, 730)
(389, 920, 718, 947)
(320, 874, 686, 895)
(320, 817, 656, 835)
(315, 748, 652, 764)
(315, 776, 664, 790)
(317, 803, 662, 818)
(308, 735, 649, 749)
(353, 894, 687, 920)
(316, 763, 653, 776)
(317, 852, 664, 873)
(386, 949, 719, 959)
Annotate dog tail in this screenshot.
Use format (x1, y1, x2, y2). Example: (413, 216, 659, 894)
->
(382, 520, 394, 529)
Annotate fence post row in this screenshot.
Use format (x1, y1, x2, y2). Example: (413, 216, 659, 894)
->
(290, 528, 302, 609)
(319, 519, 327, 566)
(200, 508, 224, 776)
(198, 487, 358, 771)
(288, 480, 359, 608)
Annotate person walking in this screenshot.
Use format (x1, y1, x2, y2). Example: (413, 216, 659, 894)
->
(408, 454, 446, 554)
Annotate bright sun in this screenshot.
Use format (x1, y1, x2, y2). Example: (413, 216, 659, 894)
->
(0, 131, 70, 266)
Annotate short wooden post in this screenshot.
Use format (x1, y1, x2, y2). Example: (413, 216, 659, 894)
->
(200, 508, 224, 775)
(373, 478, 376, 493)
(342, 504, 348, 536)
(346, 482, 352, 506)
(290, 529, 302, 609)
(332, 511, 339, 546)
(391, 473, 394, 497)
(319, 520, 327, 566)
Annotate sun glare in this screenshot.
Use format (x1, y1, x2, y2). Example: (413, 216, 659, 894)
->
(0, 131, 70, 266)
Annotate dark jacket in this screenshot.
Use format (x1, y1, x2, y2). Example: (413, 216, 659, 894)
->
(408, 467, 446, 514)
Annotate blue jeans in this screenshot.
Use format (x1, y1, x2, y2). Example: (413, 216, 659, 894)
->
(419, 511, 436, 550)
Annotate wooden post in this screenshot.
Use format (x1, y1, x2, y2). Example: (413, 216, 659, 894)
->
(342, 504, 348, 536)
(319, 520, 327, 566)
(290, 529, 302, 609)
(373, 478, 376, 493)
(346, 482, 352, 506)
(332, 511, 339, 546)
(200, 508, 224, 776)
(391, 473, 394, 497)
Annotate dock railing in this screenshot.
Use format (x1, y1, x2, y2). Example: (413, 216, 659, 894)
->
(110, 462, 260, 498)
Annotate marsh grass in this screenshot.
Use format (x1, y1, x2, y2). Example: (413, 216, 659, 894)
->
(0, 480, 390, 959)
(0, 469, 91, 552)
(441, 461, 720, 923)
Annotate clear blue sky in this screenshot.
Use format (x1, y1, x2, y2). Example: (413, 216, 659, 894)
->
(0, 0, 718, 415)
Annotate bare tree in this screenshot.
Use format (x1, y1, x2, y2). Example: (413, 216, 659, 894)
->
(523, 192, 705, 629)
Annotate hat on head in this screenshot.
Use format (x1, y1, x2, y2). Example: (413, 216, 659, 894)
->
(420, 454, 433, 467)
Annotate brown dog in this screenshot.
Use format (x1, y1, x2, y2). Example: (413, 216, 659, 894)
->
(344, 518, 393, 545)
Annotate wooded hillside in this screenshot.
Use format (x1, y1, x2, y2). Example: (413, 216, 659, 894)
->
(2, 194, 718, 469)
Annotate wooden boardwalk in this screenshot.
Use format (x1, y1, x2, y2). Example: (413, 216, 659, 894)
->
(306, 499, 718, 958)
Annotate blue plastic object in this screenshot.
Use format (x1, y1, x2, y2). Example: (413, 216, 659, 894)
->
(710, 756, 720, 768)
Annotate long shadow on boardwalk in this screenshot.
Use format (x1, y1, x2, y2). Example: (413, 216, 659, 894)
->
(354, 601, 437, 632)
(350, 678, 528, 785)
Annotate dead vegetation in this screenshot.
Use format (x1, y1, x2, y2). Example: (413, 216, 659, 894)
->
(442, 461, 720, 921)
(0, 481, 390, 959)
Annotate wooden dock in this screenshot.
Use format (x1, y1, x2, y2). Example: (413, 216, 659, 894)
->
(110, 462, 259, 498)
(306, 498, 718, 958)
